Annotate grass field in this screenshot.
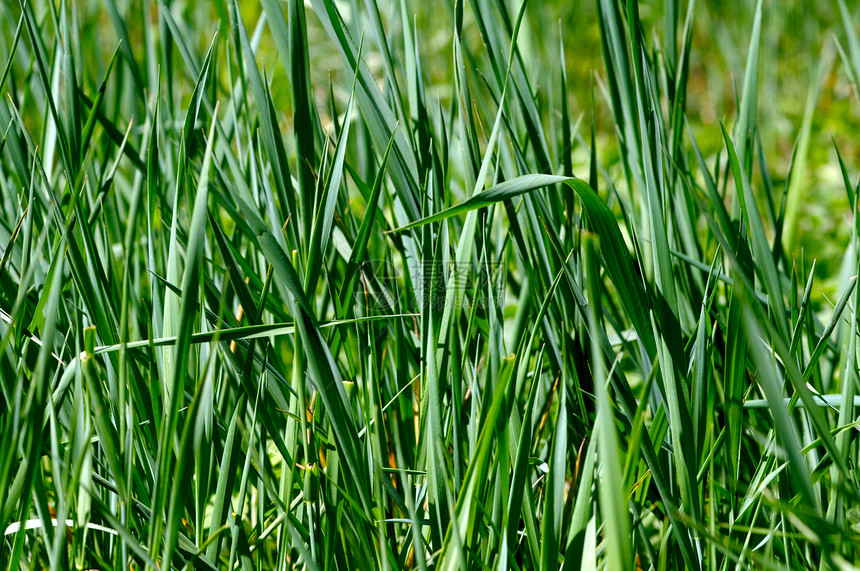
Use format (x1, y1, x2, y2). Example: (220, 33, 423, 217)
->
(3, 0, 860, 569)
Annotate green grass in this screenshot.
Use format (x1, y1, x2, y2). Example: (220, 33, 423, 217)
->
(2, 0, 860, 568)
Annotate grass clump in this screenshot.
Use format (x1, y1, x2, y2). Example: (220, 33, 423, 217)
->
(2, 0, 860, 569)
